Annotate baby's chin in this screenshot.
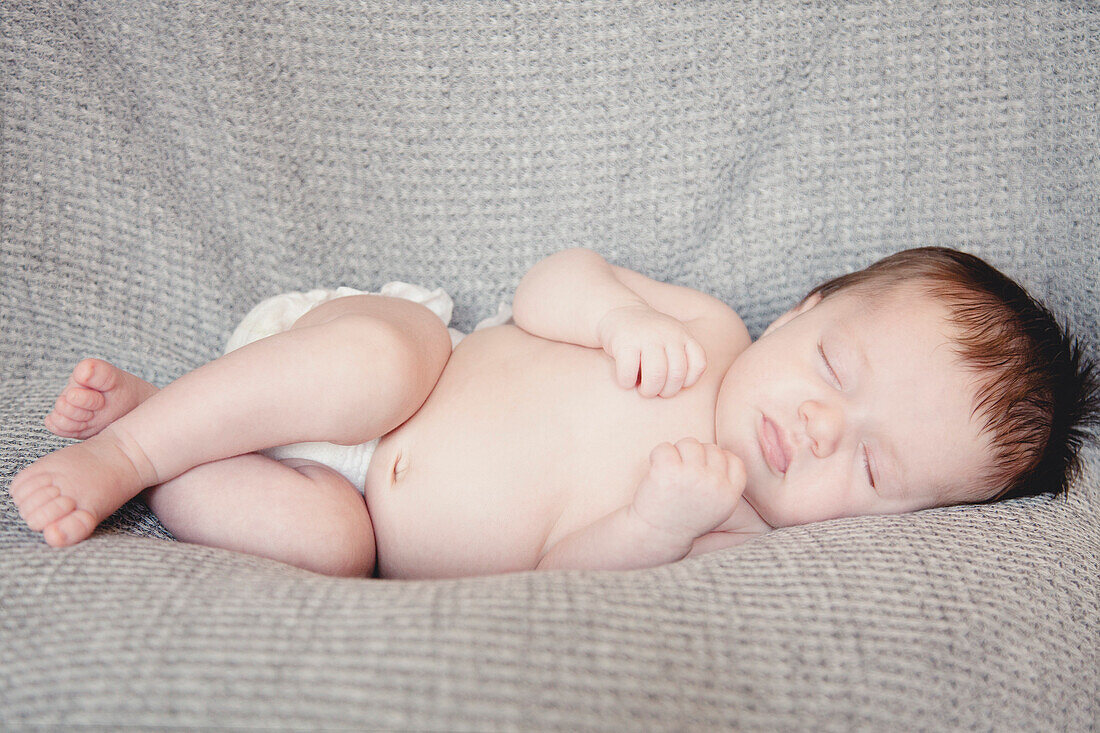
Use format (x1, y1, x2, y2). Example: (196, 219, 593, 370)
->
(741, 464, 778, 499)
(739, 483, 777, 521)
(741, 483, 828, 529)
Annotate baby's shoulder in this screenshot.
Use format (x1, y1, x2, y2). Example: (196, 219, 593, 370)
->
(683, 299, 751, 371)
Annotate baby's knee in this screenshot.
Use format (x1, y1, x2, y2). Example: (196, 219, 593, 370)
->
(292, 462, 377, 577)
(326, 314, 445, 407)
(310, 503, 376, 578)
(318, 525, 375, 578)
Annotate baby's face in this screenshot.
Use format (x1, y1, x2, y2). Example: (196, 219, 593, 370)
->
(714, 284, 993, 528)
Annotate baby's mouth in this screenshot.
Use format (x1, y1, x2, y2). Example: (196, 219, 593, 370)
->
(758, 413, 790, 475)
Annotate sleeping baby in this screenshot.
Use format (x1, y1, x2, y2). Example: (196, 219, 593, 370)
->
(10, 247, 1099, 578)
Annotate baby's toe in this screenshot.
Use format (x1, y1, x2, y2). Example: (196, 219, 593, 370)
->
(9, 468, 54, 503)
(25, 493, 77, 532)
(63, 386, 105, 413)
(16, 483, 60, 516)
(44, 411, 89, 436)
(73, 358, 118, 392)
(43, 509, 95, 547)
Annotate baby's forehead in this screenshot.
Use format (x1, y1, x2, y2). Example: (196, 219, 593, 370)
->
(844, 294, 971, 382)
(834, 288, 972, 359)
(822, 286, 952, 341)
(832, 280, 946, 317)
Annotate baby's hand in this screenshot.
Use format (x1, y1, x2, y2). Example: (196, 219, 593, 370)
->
(630, 438, 746, 542)
(596, 304, 707, 398)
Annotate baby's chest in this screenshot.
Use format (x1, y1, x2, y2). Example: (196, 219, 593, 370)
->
(366, 325, 719, 578)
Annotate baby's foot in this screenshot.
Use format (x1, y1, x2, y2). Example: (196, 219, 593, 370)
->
(45, 358, 158, 440)
(9, 426, 159, 547)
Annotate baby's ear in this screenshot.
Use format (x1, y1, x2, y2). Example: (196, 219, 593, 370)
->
(761, 292, 823, 338)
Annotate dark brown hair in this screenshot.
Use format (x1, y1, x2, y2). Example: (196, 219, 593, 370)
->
(801, 246, 1100, 503)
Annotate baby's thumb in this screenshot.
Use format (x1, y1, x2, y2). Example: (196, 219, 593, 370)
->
(725, 452, 747, 488)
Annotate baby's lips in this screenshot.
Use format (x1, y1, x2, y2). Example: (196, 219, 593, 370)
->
(759, 414, 791, 474)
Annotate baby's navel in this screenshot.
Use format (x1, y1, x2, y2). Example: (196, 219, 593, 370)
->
(391, 449, 409, 486)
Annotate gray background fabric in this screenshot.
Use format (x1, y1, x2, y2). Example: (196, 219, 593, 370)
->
(2, 1, 1098, 729)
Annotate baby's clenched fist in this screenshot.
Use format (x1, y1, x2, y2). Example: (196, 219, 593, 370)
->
(630, 437, 746, 542)
(596, 304, 707, 398)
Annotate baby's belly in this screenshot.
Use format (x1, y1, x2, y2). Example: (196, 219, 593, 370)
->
(363, 324, 718, 579)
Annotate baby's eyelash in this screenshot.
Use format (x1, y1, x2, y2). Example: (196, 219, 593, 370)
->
(818, 341, 840, 386)
(861, 444, 876, 489)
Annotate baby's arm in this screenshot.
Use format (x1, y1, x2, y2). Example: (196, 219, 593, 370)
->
(513, 247, 736, 348)
(537, 438, 746, 571)
(514, 248, 733, 398)
(513, 247, 650, 349)
(536, 502, 688, 572)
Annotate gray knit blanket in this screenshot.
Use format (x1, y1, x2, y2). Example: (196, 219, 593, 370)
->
(3, 2, 1098, 729)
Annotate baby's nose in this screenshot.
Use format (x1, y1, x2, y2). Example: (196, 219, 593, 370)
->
(798, 399, 843, 458)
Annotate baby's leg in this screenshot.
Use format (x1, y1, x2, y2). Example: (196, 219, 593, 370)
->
(10, 295, 452, 547)
(37, 358, 374, 576)
(144, 455, 375, 577)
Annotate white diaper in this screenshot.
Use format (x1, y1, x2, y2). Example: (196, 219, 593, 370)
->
(224, 282, 512, 492)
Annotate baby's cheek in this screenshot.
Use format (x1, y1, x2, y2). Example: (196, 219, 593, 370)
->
(754, 486, 850, 528)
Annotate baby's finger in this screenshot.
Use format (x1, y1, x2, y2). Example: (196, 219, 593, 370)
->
(674, 437, 706, 465)
(638, 344, 667, 398)
(683, 339, 707, 388)
(659, 343, 689, 398)
(649, 441, 682, 468)
(703, 442, 728, 468)
(725, 452, 747, 489)
(615, 346, 641, 389)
